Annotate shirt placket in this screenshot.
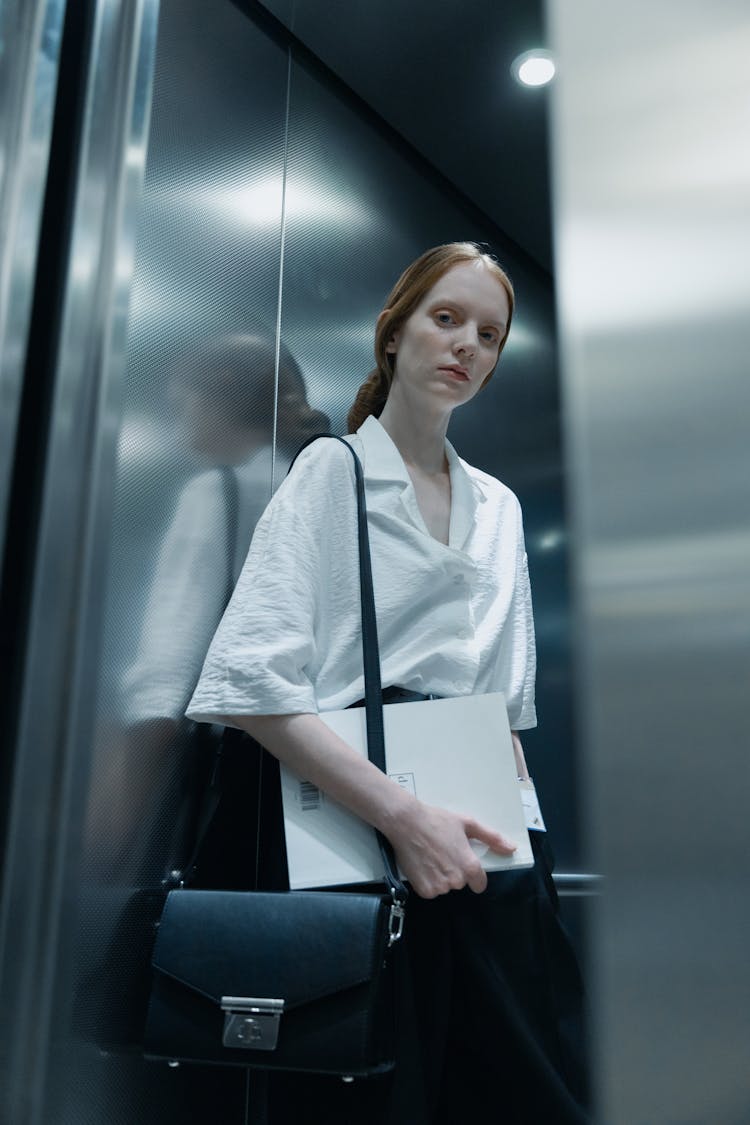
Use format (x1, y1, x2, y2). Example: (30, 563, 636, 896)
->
(444, 551, 480, 692)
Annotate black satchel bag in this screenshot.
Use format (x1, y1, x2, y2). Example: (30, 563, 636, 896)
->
(144, 437, 407, 1076)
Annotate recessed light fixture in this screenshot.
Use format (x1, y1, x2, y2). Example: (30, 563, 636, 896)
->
(511, 49, 555, 88)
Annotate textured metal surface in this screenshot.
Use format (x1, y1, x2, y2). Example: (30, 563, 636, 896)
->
(548, 1, 750, 1121)
(44, 1, 290, 1121)
(0, 2, 163, 1121)
(258, 0, 553, 269)
(0, 0, 66, 575)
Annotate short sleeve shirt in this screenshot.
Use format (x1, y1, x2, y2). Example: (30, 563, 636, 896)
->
(186, 415, 537, 730)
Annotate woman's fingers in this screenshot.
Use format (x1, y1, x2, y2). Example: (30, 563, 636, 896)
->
(464, 817, 517, 856)
(465, 860, 488, 895)
(389, 803, 516, 898)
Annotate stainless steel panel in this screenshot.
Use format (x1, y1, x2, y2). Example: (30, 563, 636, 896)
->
(36, 1, 292, 1120)
(258, 0, 553, 269)
(0, 0, 66, 569)
(0, 2, 162, 1121)
(548, 1, 750, 1121)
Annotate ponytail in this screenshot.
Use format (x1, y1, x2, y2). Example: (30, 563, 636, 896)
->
(346, 366, 391, 434)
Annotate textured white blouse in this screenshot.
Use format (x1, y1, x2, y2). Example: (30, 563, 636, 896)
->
(186, 415, 537, 730)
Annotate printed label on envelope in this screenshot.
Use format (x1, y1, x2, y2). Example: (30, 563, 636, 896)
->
(520, 779, 546, 832)
(388, 771, 416, 797)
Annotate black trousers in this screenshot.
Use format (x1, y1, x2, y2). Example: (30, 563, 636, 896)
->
(198, 715, 590, 1125)
(267, 831, 590, 1125)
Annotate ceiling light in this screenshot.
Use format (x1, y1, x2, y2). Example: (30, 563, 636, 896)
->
(511, 49, 555, 88)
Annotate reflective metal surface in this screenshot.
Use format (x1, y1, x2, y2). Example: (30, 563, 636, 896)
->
(0, 0, 66, 572)
(0, 2, 162, 1121)
(258, 0, 553, 269)
(548, 1, 750, 1121)
(48, 0, 291, 1118)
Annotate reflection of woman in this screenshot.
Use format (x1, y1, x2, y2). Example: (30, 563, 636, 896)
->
(187, 245, 588, 1124)
(124, 334, 328, 726)
(88, 335, 326, 879)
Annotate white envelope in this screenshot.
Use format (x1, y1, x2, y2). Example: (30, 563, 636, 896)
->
(280, 692, 533, 889)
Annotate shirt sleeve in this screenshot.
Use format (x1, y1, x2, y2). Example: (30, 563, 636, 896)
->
(185, 439, 357, 726)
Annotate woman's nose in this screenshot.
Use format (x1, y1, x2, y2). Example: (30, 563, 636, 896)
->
(454, 326, 478, 356)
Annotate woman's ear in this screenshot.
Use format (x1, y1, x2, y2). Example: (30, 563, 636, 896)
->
(377, 310, 399, 356)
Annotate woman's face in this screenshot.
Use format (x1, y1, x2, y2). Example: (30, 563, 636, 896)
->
(385, 261, 510, 410)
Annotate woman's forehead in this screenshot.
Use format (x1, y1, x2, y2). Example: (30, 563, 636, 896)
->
(422, 262, 509, 321)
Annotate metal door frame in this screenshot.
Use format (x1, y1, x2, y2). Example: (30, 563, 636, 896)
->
(0, 2, 160, 1120)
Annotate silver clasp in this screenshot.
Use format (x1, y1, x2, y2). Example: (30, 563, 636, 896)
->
(388, 892, 406, 946)
(220, 996, 284, 1051)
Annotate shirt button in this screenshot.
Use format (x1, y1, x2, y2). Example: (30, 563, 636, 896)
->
(453, 573, 465, 585)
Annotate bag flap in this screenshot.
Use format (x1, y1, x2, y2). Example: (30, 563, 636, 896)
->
(151, 890, 388, 1012)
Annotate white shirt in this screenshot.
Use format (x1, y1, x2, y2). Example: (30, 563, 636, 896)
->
(186, 415, 537, 730)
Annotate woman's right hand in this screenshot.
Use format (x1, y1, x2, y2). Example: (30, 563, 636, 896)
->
(385, 799, 517, 899)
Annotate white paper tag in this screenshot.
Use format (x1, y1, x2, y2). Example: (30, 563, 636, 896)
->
(388, 771, 417, 797)
(519, 778, 546, 832)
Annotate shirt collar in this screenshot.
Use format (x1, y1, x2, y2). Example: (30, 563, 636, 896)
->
(356, 415, 487, 550)
(356, 415, 411, 485)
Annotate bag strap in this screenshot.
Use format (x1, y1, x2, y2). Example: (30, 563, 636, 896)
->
(288, 434, 408, 919)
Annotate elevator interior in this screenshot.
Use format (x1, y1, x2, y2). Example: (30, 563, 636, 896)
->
(1, 1, 748, 1123)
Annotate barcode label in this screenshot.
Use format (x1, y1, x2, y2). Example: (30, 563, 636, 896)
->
(299, 780, 322, 811)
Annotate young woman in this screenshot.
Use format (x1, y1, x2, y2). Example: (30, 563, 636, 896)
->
(186, 243, 589, 1124)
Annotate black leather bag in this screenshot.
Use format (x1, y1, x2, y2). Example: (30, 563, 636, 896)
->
(145, 889, 396, 1075)
(143, 437, 407, 1076)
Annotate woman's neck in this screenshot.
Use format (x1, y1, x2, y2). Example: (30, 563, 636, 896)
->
(378, 393, 450, 475)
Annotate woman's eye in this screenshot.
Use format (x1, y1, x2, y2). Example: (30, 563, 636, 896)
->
(435, 312, 454, 325)
(480, 330, 498, 344)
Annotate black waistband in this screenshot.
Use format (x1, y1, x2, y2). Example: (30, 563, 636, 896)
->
(348, 686, 443, 708)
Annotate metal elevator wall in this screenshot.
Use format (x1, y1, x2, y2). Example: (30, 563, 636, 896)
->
(548, 1, 750, 1122)
(0, 1, 576, 1121)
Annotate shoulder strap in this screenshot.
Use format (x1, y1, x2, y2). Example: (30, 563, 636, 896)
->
(288, 435, 407, 909)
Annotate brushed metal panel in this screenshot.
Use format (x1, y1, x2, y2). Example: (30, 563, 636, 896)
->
(258, 0, 553, 269)
(41, 2, 292, 1121)
(0, 0, 66, 573)
(0, 3, 163, 1121)
(548, 1, 750, 1121)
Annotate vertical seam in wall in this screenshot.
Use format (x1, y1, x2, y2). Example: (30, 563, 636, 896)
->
(271, 45, 292, 495)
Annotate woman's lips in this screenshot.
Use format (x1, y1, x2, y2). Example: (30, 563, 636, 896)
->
(439, 366, 470, 382)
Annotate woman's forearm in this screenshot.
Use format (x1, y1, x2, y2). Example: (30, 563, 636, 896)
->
(235, 712, 416, 836)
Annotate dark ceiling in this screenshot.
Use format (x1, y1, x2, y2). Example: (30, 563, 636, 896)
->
(257, 0, 553, 273)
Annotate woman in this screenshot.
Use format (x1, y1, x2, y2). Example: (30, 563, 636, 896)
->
(186, 243, 589, 1123)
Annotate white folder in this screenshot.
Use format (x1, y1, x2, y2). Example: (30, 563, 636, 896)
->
(280, 692, 533, 889)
